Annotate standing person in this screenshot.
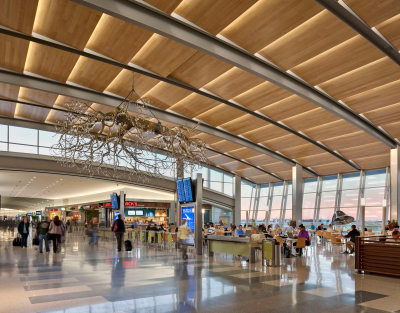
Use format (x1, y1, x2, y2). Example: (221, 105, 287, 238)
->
(112, 214, 125, 252)
(49, 216, 65, 253)
(36, 217, 51, 253)
(18, 217, 30, 248)
(132, 219, 138, 229)
(345, 225, 360, 254)
(177, 218, 192, 260)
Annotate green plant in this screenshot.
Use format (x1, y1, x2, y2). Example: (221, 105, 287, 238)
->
(82, 206, 99, 223)
(289, 220, 296, 228)
(32, 215, 38, 221)
(387, 219, 399, 230)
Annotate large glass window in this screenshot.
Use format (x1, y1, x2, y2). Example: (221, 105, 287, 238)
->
(210, 169, 223, 192)
(303, 193, 316, 209)
(223, 174, 233, 196)
(320, 191, 336, 208)
(39, 130, 61, 147)
(9, 126, 37, 146)
(340, 190, 359, 207)
(322, 176, 337, 191)
(342, 172, 360, 190)
(318, 208, 334, 224)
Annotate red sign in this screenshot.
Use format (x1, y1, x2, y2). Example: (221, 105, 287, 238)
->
(125, 201, 138, 207)
(105, 202, 112, 207)
(50, 209, 58, 212)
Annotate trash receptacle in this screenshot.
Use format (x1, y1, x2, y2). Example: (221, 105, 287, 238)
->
(274, 241, 281, 267)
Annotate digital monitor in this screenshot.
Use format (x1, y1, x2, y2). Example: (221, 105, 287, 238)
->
(127, 211, 136, 216)
(110, 193, 119, 209)
(182, 206, 195, 231)
(176, 179, 186, 203)
(135, 210, 144, 216)
(183, 177, 194, 202)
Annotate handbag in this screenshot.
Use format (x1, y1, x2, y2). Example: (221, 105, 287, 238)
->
(113, 222, 118, 232)
(46, 233, 52, 241)
(32, 237, 39, 246)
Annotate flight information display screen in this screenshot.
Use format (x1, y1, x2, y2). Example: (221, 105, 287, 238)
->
(176, 179, 186, 203)
(183, 178, 194, 202)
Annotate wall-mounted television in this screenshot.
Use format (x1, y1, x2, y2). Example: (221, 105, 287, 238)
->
(110, 193, 119, 209)
(135, 210, 144, 216)
(127, 211, 136, 216)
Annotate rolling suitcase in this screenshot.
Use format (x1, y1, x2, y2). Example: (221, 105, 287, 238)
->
(13, 234, 21, 246)
(32, 237, 39, 246)
(125, 240, 132, 251)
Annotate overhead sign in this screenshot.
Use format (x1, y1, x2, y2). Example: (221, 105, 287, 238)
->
(36, 211, 41, 215)
(125, 201, 138, 207)
(27, 213, 32, 216)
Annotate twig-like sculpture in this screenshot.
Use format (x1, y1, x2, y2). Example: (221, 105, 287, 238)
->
(51, 81, 208, 181)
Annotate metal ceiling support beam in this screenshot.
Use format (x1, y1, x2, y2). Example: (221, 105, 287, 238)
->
(0, 28, 359, 170)
(72, 0, 397, 149)
(0, 72, 307, 178)
(315, 0, 400, 68)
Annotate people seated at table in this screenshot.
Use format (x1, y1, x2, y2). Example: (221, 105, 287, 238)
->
(258, 224, 266, 232)
(231, 223, 237, 231)
(234, 225, 246, 235)
(274, 223, 280, 230)
(209, 221, 214, 227)
(317, 224, 324, 231)
(310, 223, 316, 231)
(392, 230, 400, 239)
(344, 225, 360, 254)
(293, 224, 310, 256)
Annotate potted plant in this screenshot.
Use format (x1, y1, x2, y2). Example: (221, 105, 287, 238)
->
(387, 219, 399, 230)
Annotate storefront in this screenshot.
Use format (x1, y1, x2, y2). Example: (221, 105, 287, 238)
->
(47, 208, 61, 220)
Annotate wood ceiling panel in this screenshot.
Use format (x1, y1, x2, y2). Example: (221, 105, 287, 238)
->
(323, 131, 378, 151)
(232, 82, 293, 112)
(85, 15, 153, 64)
(131, 34, 196, 77)
(227, 148, 263, 160)
(220, 0, 323, 53)
(221, 161, 251, 172)
(381, 121, 400, 139)
(311, 161, 356, 176)
(0, 99, 16, 117)
(245, 154, 283, 167)
(87, 103, 114, 114)
(0, 81, 19, 117)
(54, 95, 92, 110)
(235, 167, 269, 178)
(343, 79, 400, 113)
(106, 70, 159, 98)
(261, 134, 309, 152)
(259, 10, 356, 70)
(195, 133, 224, 146)
(352, 154, 389, 170)
(291, 35, 385, 86)
(14, 103, 51, 122)
(33, 0, 101, 49)
(364, 102, 400, 126)
(295, 153, 341, 168)
(257, 95, 317, 121)
(168, 93, 219, 119)
(25, 42, 79, 82)
(68, 57, 121, 92)
(204, 150, 219, 159)
(279, 143, 326, 159)
(376, 14, 400, 50)
(143, 82, 192, 111)
(203, 67, 265, 100)
(0, 0, 38, 34)
(144, 0, 182, 14)
(210, 140, 245, 153)
(169, 52, 233, 89)
(338, 142, 388, 160)
(272, 170, 292, 180)
(251, 175, 279, 184)
(282, 108, 340, 131)
(302, 120, 360, 142)
(46, 110, 66, 124)
(18, 88, 58, 106)
(242, 124, 289, 143)
(261, 162, 292, 173)
(219, 114, 269, 135)
(0, 34, 29, 73)
(174, 0, 257, 35)
(208, 154, 235, 165)
(343, 0, 400, 27)
(196, 104, 246, 127)
(319, 57, 400, 100)
(15, 88, 57, 122)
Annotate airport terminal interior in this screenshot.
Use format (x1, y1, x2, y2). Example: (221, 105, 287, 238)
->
(2, 0, 400, 312)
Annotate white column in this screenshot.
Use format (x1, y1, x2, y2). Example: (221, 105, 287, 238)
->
(119, 191, 125, 218)
(234, 175, 241, 225)
(390, 147, 400, 221)
(195, 173, 203, 256)
(292, 164, 303, 225)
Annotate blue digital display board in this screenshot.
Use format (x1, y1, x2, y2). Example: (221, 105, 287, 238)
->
(183, 178, 194, 202)
(110, 193, 119, 209)
(113, 211, 120, 223)
(176, 180, 186, 203)
(182, 206, 195, 231)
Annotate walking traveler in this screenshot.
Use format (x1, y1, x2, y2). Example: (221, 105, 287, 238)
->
(177, 219, 193, 260)
(36, 217, 51, 253)
(49, 216, 65, 253)
(112, 214, 125, 252)
(18, 217, 30, 248)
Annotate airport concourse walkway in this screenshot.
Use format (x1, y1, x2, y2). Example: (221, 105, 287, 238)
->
(0, 230, 399, 313)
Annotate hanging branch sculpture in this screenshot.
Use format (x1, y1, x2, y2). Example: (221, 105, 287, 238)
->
(51, 73, 208, 181)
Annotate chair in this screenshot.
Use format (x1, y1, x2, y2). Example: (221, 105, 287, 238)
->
(316, 230, 323, 241)
(331, 236, 344, 251)
(323, 232, 332, 246)
(295, 237, 307, 256)
(287, 229, 292, 233)
(367, 229, 372, 232)
(275, 236, 284, 248)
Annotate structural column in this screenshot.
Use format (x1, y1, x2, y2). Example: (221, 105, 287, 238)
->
(234, 175, 241, 225)
(390, 147, 400, 221)
(175, 161, 184, 225)
(119, 191, 125, 218)
(292, 164, 303, 225)
(195, 173, 203, 256)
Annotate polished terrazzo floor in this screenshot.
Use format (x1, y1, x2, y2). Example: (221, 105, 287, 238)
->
(1, 229, 400, 313)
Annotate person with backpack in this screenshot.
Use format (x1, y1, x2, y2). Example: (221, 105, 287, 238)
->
(36, 217, 50, 253)
(48, 216, 65, 253)
(18, 217, 30, 248)
(112, 214, 125, 252)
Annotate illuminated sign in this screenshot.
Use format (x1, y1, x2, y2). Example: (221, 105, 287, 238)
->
(125, 201, 138, 207)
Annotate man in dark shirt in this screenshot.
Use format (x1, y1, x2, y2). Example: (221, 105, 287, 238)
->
(36, 217, 50, 253)
(317, 224, 324, 231)
(345, 225, 360, 254)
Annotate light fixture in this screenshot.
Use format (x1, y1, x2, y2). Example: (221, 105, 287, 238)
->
(52, 71, 208, 181)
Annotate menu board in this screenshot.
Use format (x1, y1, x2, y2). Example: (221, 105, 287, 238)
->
(181, 206, 195, 231)
(176, 179, 186, 203)
(127, 211, 136, 216)
(183, 178, 194, 202)
(135, 210, 144, 216)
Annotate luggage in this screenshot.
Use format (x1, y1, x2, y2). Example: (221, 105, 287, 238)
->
(13, 235, 21, 247)
(283, 243, 292, 258)
(125, 240, 132, 251)
(32, 237, 39, 246)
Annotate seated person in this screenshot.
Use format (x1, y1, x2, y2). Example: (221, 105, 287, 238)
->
(344, 225, 360, 254)
(250, 227, 263, 243)
(258, 224, 266, 232)
(234, 225, 246, 236)
(392, 230, 400, 239)
(231, 223, 237, 231)
(310, 223, 316, 231)
(209, 221, 214, 227)
(317, 224, 324, 231)
(293, 224, 310, 256)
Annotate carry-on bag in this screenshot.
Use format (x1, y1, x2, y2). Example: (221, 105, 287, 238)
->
(125, 240, 132, 251)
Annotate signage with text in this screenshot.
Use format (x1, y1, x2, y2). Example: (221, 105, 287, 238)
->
(181, 206, 195, 231)
(36, 211, 41, 215)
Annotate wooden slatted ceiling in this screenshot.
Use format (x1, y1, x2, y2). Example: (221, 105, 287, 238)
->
(0, 83, 19, 118)
(25, 42, 79, 82)
(364, 102, 400, 127)
(258, 10, 357, 71)
(261, 162, 292, 173)
(235, 167, 272, 178)
(203, 67, 265, 100)
(0, 0, 38, 34)
(33, 0, 101, 49)
(242, 124, 289, 143)
(196, 104, 246, 127)
(85, 14, 153, 64)
(311, 161, 356, 176)
(251, 175, 281, 184)
(281, 108, 340, 131)
(343, 0, 400, 27)
(291, 35, 386, 86)
(376, 14, 400, 50)
(382, 121, 400, 139)
(352, 154, 389, 170)
(67, 57, 121, 92)
(169, 52, 233, 89)
(302, 120, 360, 142)
(271, 170, 292, 180)
(319, 57, 400, 100)
(174, 0, 257, 35)
(193, 133, 223, 146)
(143, 0, 182, 14)
(142, 82, 192, 111)
(261, 134, 310, 152)
(323, 132, 379, 151)
(279, 143, 327, 160)
(15, 88, 57, 123)
(0, 34, 29, 73)
(168, 94, 220, 119)
(207, 154, 236, 165)
(338, 142, 388, 160)
(209, 140, 247, 153)
(18, 88, 57, 107)
(219, 114, 269, 135)
(220, 161, 254, 172)
(131, 34, 196, 77)
(245, 154, 286, 167)
(227, 148, 263, 160)
(295, 153, 342, 168)
(219, 0, 323, 54)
